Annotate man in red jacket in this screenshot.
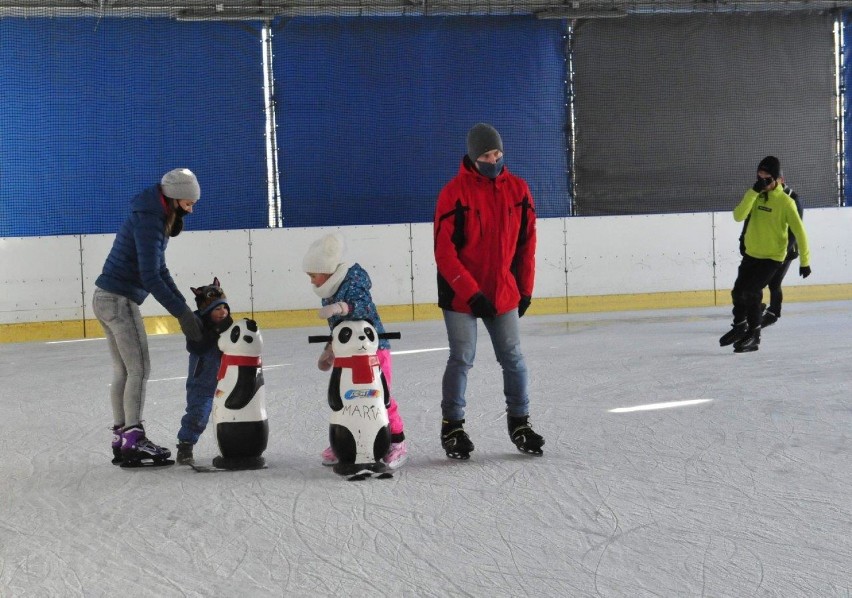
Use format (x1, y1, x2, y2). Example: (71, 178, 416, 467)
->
(433, 123, 544, 460)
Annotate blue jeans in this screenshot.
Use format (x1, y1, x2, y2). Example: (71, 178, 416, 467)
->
(178, 347, 221, 444)
(440, 309, 530, 421)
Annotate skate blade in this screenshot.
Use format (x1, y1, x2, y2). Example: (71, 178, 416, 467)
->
(120, 458, 175, 469)
(190, 462, 269, 473)
(446, 451, 471, 460)
(515, 446, 544, 456)
(348, 472, 394, 481)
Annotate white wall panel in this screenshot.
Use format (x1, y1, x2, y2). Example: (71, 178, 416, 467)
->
(166, 230, 253, 316)
(0, 236, 83, 324)
(789, 207, 852, 285)
(81, 231, 253, 318)
(535, 218, 568, 298)
(712, 211, 745, 294)
(411, 222, 436, 305)
(250, 227, 317, 312)
(565, 213, 716, 295)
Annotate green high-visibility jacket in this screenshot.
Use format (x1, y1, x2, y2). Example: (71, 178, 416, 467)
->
(734, 186, 810, 267)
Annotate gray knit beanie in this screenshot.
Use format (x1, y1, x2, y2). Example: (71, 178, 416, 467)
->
(466, 123, 503, 162)
(161, 168, 200, 201)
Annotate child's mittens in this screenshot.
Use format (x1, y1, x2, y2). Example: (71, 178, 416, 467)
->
(318, 343, 335, 371)
(318, 301, 349, 319)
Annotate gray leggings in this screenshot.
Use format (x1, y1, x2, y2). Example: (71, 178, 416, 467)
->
(92, 287, 150, 427)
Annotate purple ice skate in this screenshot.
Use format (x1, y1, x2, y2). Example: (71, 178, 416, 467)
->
(111, 424, 123, 465)
(120, 425, 174, 468)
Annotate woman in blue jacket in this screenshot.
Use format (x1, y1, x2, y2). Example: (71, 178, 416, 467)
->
(93, 168, 204, 467)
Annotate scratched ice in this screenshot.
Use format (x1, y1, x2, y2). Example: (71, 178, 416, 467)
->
(1, 302, 850, 596)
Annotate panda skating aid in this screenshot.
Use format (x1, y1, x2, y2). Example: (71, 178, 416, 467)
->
(191, 318, 269, 473)
(309, 320, 401, 481)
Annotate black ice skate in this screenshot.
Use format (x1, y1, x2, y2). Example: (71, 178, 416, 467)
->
(441, 419, 474, 460)
(719, 321, 748, 346)
(176, 442, 194, 465)
(508, 415, 544, 456)
(119, 425, 174, 468)
(733, 327, 761, 353)
(761, 310, 779, 328)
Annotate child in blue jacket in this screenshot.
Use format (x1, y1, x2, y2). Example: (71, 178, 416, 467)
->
(175, 277, 233, 464)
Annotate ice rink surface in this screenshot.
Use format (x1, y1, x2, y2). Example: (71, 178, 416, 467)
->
(1, 302, 850, 597)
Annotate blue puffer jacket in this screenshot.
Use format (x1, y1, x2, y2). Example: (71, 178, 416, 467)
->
(95, 185, 187, 317)
(323, 263, 391, 350)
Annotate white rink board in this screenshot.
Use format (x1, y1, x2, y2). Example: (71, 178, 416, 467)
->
(249, 227, 319, 312)
(3, 208, 851, 326)
(565, 212, 716, 295)
(410, 222, 438, 305)
(0, 235, 83, 324)
(535, 218, 568, 298)
(81, 230, 253, 319)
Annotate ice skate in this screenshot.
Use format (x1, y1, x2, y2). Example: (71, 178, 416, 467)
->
(508, 415, 544, 456)
(733, 327, 761, 353)
(111, 424, 124, 465)
(119, 425, 174, 468)
(321, 446, 338, 466)
(441, 419, 474, 460)
(719, 321, 748, 346)
(382, 440, 408, 469)
(761, 309, 779, 328)
(176, 441, 194, 465)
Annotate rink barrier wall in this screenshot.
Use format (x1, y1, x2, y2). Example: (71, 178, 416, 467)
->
(2, 208, 852, 343)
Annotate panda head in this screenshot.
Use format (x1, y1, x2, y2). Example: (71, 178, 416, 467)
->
(218, 317, 263, 357)
(331, 320, 379, 358)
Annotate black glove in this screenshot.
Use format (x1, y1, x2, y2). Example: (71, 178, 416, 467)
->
(518, 296, 532, 318)
(468, 292, 497, 319)
(177, 308, 204, 342)
(799, 265, 811, 278)
(752, 177, 771, 193)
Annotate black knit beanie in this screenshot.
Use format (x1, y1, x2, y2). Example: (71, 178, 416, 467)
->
(757, 156, 781, 179)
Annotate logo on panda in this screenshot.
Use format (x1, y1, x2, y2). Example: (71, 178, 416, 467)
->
(344, 389, 380, 400)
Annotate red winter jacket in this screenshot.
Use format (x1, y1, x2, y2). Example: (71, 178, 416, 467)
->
(433, 157, 536, 315)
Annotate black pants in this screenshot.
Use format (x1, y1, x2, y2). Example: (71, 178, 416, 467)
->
(731, 255, 783, 329)
(765, 259, 793, 316)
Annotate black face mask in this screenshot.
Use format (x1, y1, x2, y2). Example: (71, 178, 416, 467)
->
(175, 204, 190, 217)
(170, 214, 184, 237)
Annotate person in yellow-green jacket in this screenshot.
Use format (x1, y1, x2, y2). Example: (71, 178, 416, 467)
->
(719, 156, 811, 353)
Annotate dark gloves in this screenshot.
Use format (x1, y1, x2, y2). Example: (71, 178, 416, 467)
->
(752, 177, 772, 193)
(177, 308, 204, 342)
(799, 265, 811, 278)
(468, 292, 497, 319)
(518, 296, 532, 318)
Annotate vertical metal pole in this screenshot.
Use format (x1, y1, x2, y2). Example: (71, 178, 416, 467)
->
(262, 21, 283, 227)
(835, 15, 847, 206)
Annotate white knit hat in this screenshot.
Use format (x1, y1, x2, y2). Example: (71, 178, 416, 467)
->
(161, 168, 200, 201)
(302, 233, 345, 274)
